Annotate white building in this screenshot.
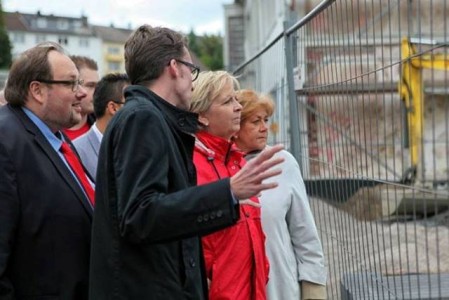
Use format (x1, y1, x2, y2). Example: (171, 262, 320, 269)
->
(223, 0, 305, 148)
(223, 0, 304, 71)
(5, 11, 104, 74)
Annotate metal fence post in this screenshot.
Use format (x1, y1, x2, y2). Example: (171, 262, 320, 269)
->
(284, 21, 303, 170)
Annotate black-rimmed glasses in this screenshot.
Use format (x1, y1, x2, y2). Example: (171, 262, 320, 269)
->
(37, 79, 84, 92)
(175, 59, 200, 82)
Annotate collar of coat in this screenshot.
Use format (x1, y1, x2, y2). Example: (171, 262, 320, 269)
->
(124, 85, 199, 135)
(194, 131, 244, 164)
(244, 148, 263, 161)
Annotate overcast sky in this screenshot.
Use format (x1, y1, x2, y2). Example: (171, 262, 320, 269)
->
(3, 0, 233, 35)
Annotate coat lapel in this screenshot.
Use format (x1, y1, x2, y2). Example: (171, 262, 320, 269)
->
(87, 128, 101, 157)
(14, 107, 94, 217)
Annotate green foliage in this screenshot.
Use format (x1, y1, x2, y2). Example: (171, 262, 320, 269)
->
(0, 0, 12, 69)
(188, 29, 223, 71)
(188, 29, 200, 58)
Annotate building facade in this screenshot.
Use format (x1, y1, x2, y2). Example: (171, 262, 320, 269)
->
(223, 0, 304, 72)
(93, 25, 132, 74)
(4, 11, 132, 75)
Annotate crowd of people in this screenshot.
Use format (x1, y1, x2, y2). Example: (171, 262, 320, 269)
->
(0, 24, 326, 300)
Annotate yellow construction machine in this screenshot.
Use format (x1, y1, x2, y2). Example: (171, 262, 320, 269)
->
(398, 37, 449, 185)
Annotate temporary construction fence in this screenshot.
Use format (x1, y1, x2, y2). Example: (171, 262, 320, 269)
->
(232, 0, 449, 299)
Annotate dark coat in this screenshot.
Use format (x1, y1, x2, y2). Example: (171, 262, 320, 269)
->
(89, 86, 239, 300)
(0, 105, 93, 300)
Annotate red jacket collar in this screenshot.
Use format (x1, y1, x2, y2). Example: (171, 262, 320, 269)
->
(195, 131, 243, 163)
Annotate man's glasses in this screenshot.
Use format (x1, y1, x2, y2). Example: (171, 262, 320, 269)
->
(36, 79, 85, 92)
(175, 59, 200, 82)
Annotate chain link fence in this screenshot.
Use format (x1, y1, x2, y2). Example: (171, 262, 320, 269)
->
(232, 0, 449, 298)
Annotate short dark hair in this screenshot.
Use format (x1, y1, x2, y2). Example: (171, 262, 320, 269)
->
(93, 73, 129, 118)
(70, 55, 98, 71)
(124, 25, 188, 85)
(5, 41, 65, 106)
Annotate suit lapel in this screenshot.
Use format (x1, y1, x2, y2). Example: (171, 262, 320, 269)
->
(14, 107, 94, 217)
(87, 128, 101, 157)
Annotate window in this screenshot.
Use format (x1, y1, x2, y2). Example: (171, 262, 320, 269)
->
(36, 17, 47, 28)
(13, 33, 25, 43)
(58, 36, 68, 45)
(79, 38, 89, 47)
(35, 34, 47, 43)
(107, 46, 120, 55)
(73, 21, 82, 28)
(108, 61, 121, 71)
(57, 19, 69, 30)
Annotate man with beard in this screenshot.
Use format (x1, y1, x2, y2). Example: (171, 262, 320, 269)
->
(0, 42, 94, 300)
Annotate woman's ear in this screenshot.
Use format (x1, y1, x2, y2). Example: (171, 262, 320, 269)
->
(198, 115, 209, 127)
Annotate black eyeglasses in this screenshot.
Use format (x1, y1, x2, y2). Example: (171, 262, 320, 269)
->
(37, 78, 84, 92)
(175, 59, 200, 81)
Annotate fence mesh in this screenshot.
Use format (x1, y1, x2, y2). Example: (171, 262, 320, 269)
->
(233, 0, 449, 298)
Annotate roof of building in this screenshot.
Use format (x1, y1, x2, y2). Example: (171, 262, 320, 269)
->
(4, 12, 27, 31)
(93, 25, 133, 43)
(4, 11, 93, 36)
(4, 10, 210, 71)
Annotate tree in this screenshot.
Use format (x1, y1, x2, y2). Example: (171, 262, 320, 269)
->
(187, 30, 223, 71)
(188, 29, 201, 58)
(0, 0, 12, 69)
(198, 34, 223, 70)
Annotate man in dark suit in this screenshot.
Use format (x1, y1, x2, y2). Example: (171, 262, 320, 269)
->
(0, 42, 93, 299)
(89, 25, 284, 299)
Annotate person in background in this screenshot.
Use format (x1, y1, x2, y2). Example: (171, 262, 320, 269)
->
(0, 42, 93, 299)
(0, 79, 8, 106)
(73, 73, 129, 179)
(234, 89, 327, 300)
(190, 71, 269, 300)
(89, 25, 284, 300)
(0, 89, 5, 106)
(63, 55, 100, 140)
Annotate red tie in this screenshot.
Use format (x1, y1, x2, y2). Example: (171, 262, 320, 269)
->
(60, 141, 95, 205)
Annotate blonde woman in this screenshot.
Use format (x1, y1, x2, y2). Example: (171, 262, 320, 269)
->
(190, 72, 269, 300)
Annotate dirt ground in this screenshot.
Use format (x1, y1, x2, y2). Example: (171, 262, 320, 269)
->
(310, 197, 449, 299)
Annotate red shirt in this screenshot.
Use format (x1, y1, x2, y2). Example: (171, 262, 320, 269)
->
(193, 131, 269, 300)
(63, 121, 90, 140)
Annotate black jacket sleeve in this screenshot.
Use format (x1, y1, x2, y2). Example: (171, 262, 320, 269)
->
(101, 104, 238, 244)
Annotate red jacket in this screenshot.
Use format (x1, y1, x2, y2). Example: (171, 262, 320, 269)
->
(193, 131, 269, 300)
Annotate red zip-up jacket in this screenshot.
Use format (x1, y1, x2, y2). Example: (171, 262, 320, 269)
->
(193, 131, 269, 300)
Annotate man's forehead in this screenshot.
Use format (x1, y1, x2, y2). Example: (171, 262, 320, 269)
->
(49, 51, 78, 78)
(79, 67, 100, 81)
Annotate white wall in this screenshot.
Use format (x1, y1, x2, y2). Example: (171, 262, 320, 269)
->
(8, 31, 104, 74)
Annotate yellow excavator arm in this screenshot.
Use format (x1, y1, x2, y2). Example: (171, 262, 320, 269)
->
(398, 37, 449, 182)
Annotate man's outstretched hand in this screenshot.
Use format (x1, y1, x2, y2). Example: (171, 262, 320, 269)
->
(230, 144, 284, 202)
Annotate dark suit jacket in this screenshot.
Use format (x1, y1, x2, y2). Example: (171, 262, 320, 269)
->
(89, 86, 239, 299)
(0, 105, 93, 300)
